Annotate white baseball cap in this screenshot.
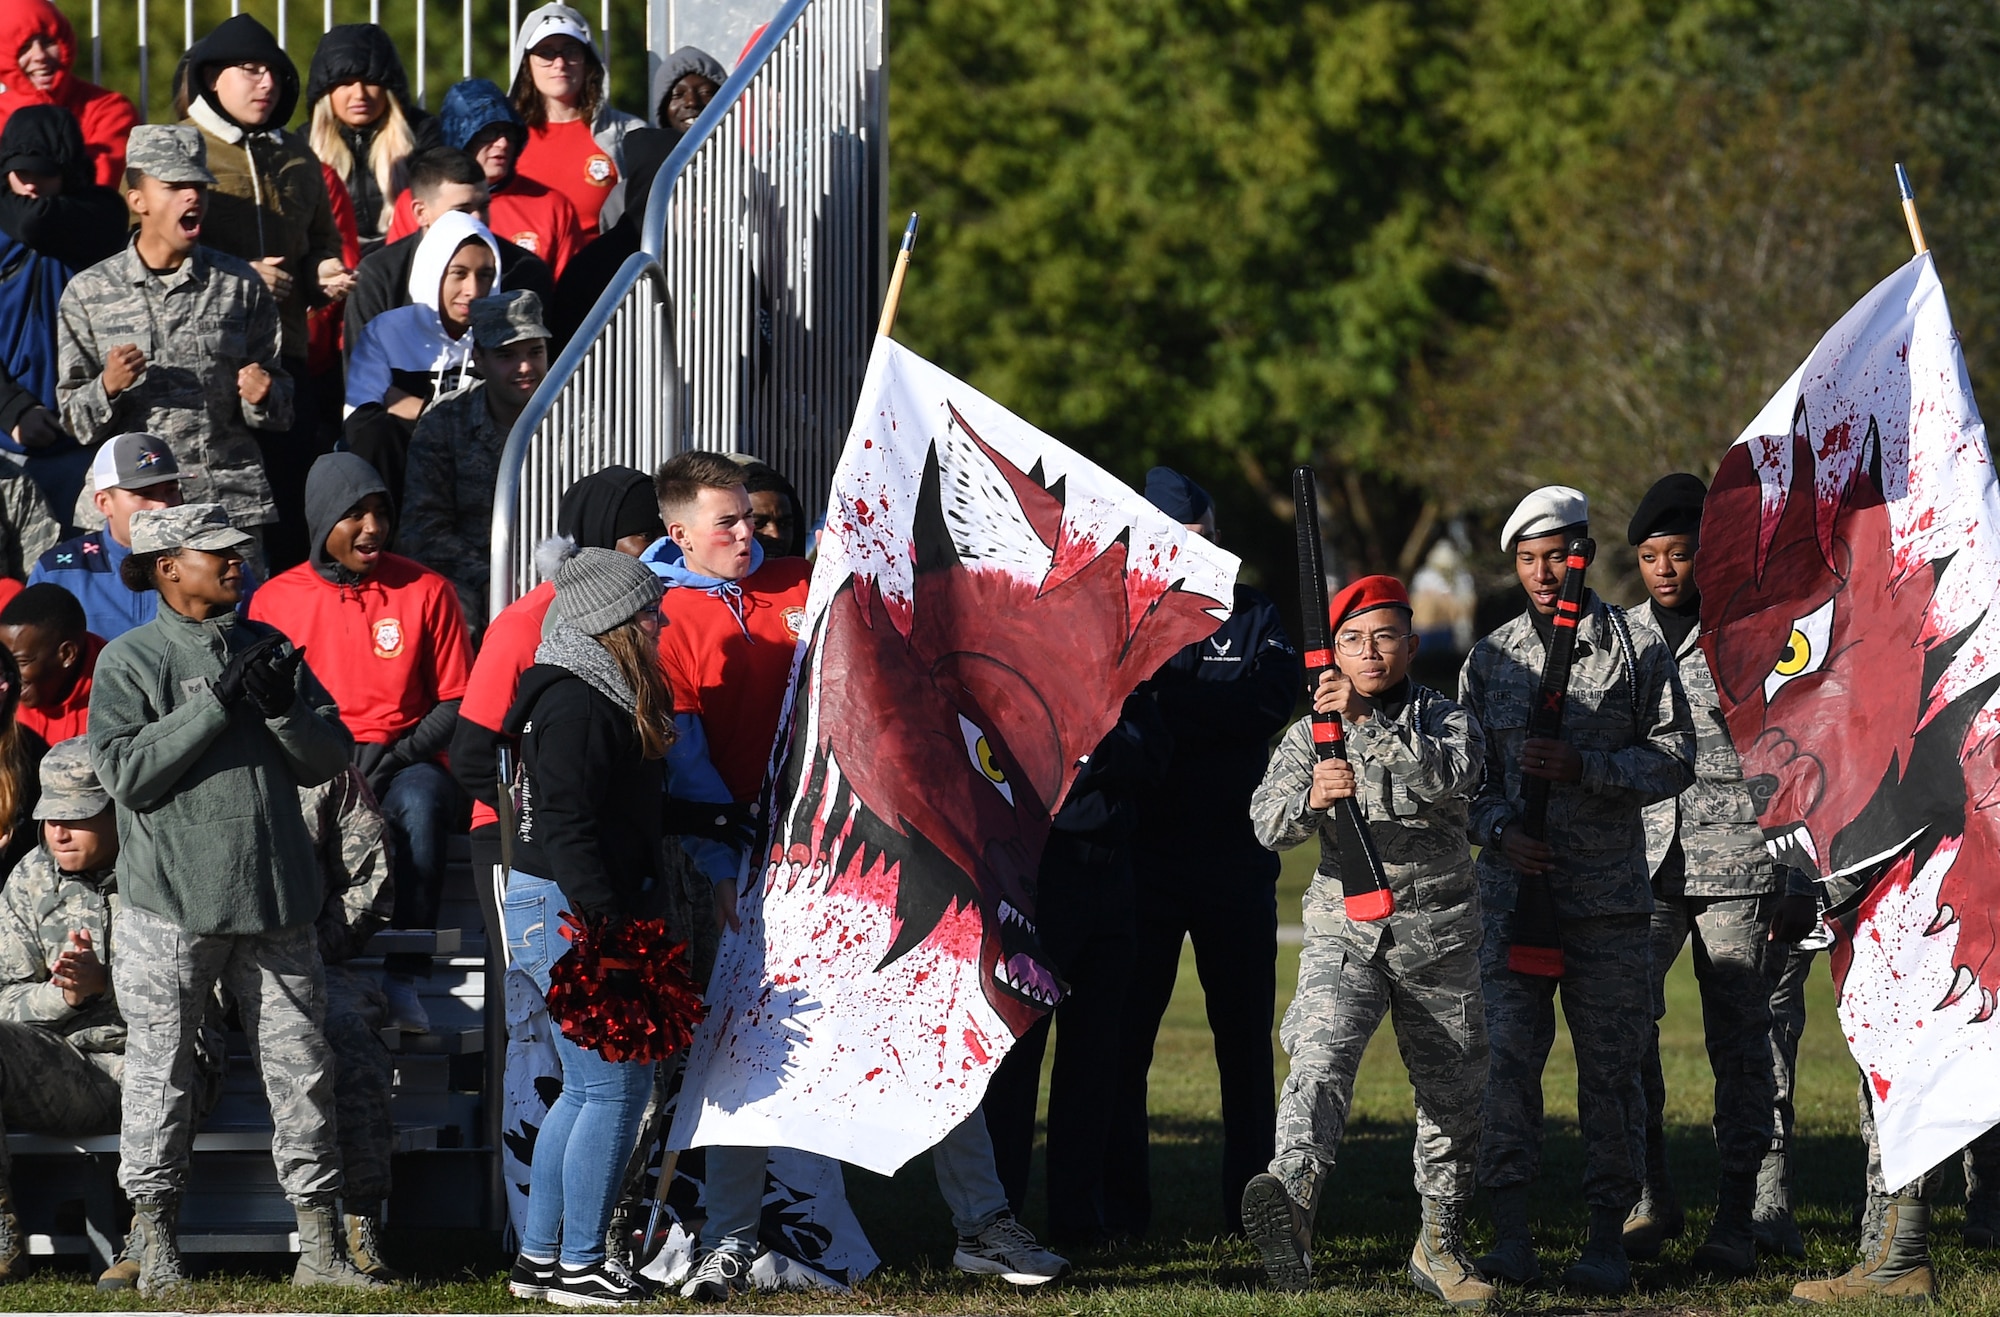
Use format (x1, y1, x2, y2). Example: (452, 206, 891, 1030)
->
(517, 4, 598, 60)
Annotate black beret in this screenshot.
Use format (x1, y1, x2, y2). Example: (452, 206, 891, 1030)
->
(1627, 472, 1708, 545)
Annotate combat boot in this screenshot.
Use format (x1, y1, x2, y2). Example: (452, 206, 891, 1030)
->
(1240, 1172, 1313, 1290)
(0, 1187, 21, 1283)
(1622, 1125, 1685, 1259)
(1408, 1196, 1494, 1310)
(1791, 1195, 1934, 1305)
(128, 1197, 190, 1296)
(1963, 1191, 1998, 1250)
(1754, 1146, 1806, 1258)
(1561, 1206, 1633, 1296)
(293, 1202, 388, 1288)
(1692, 1171, 1759, 1277)
(1473, 1184, 1540, 1284)
(342, 1201, 402, 1282)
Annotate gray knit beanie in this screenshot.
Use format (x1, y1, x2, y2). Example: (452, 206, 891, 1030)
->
(553, 547, 661, 635)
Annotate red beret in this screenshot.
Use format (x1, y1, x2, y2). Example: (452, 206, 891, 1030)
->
(1329, 574, 1411, 629)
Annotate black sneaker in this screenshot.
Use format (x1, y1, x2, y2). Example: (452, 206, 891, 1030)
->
(508, 1254, 557, 1300)
(547, 1257, 652, 1308)
(678, 1246, 752, 1301)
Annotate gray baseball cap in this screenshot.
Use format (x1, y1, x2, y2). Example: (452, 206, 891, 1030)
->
(469, 290, 551, 350)
(125, 124, 217, 186)
(35, 737, 111, 821)
(129, 503, 255, 555)
(92, 433, 186, 493)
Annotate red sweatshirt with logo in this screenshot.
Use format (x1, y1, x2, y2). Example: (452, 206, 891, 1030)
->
(249, 553, 473, 745)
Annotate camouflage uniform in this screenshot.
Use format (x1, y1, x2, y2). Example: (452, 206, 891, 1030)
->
(1629, 600, 1806, 1185)
(304, 767, 396, 1206)
(1459, 597, 1694, 1211)
(0, 468, 59, 582)
(54, 237, 293, 529)
(0, 845, 124, 1189)
(401, 383, 506, 630)
(1249, 683, 1488, 1213)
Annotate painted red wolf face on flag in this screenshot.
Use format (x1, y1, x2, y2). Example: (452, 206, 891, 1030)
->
(670, 340, 1238, 1174)
(1700, 254, 2000, 1186)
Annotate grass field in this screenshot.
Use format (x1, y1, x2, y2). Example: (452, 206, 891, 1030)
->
(12, 844, 1999, 1312)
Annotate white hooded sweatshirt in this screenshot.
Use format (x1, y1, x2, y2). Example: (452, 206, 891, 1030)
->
(344, 210, 502, 415)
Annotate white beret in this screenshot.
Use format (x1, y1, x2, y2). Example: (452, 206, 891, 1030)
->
(1500, 485, 1589, 551)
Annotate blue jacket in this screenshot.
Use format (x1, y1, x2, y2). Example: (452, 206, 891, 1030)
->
(1133, 583, 1300, 877)
(30, 528, 260, 642)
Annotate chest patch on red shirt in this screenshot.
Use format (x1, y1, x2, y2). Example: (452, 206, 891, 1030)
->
(372, 617, 405, 659)
(783, 606, 805, 639)
(586, 154, 613, 185)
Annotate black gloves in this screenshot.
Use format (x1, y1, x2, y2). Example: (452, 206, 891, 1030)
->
(662, 797, 758, 847)
(214, 633, 286, 708)
(12, 406, 68, 450)
(242, 643, 304, 718)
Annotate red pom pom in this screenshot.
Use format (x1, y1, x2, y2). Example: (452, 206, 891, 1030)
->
(545, 912, 707, 1063)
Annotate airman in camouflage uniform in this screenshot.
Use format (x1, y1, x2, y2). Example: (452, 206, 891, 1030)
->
(1239, 576, 1493, 1308)
(402, 291, 553, 630)
(1621, 476, 1818, 1276)
(1458, 487, 1694, 1296)
(53, 125, 292, 541)
(301, 766, 397, 1277)
(0, 738, 124, 1281)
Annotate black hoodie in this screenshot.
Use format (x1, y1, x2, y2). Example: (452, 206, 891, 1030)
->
(0, 105, 127, 270)
(303, 25, 442, 241)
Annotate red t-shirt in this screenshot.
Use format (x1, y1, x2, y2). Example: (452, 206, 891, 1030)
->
(16, 631, 103, 747)
(459, 580, 555, 828)
(248, 554, 473, 746)
(516, 117, 618, 241)
(384, 177, 585, 278)
(656, 557, 811, 803)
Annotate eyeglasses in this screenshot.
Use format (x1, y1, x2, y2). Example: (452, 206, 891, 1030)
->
(1334, 628, 1412, 655)
(228, 60, 276, 82)
(529, 44, 587, 65)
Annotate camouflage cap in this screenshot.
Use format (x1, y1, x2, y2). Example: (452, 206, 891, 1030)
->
(35, 737, 110, 821)
(469, 289, 550, 350)
(124, 124, 217, 186)
(129, 502, 255, 555)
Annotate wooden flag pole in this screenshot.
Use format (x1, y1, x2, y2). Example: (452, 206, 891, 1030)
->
(1897, 163, 1928, 256)
(876, 212, 921, 339)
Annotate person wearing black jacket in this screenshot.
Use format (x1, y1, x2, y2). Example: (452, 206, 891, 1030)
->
(0, 104, 128, 515)
(1105, 469, 1301, 1238)
(500, 544, 671, 1308)
(548, 127, 670, 348)
(343, 148, 554, 358)
(302, 24, 441, 250)
(982, 688, 1173, 1248)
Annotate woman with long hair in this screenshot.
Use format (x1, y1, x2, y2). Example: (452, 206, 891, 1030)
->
(304, 24, 441, 251)
(500, 546, 674, 1306)
(507, 3, 643, 242)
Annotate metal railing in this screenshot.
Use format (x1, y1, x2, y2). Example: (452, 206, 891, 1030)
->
(489, 0, 884, 617)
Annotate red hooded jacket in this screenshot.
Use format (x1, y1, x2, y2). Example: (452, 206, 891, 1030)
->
(0, 0, 140, 188)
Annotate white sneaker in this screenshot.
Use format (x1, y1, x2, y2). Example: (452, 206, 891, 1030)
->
(382, 974, 431, 1034)
(953, 1212, 1069, 1286)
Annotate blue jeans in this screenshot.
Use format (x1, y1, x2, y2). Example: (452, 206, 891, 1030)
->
(503, 871, 655, 1266)
(381, 761, 456, 976)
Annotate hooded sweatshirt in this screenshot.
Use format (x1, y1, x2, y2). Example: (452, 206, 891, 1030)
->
(183, 15, 345, 360)
(248, 452, 472, 750)
(344, 210, 500, 414)
(302, 25, 441, 242)
(0, 107, 127, 449)
(0, 0, 140, 188)
(653, 46, 727, 145)
(382, 79, 583, 276)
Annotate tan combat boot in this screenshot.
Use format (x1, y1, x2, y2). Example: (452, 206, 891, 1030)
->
(1408, 1196, 1494, 1310)
(342, 1201, 403, 1282)
(1241, 1172, 1314, 1291)
(1792, 1195, 1935, 1304)
(128, 1198, 190, 1296)
(293, 1202, 388, 1288)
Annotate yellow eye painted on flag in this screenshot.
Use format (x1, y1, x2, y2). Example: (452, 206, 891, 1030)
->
(959, 714, 1014, 805)
(1763, 597, 1835, 704)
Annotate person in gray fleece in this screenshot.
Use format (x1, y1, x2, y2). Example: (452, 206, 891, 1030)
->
(85, 501, 380, 1295)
